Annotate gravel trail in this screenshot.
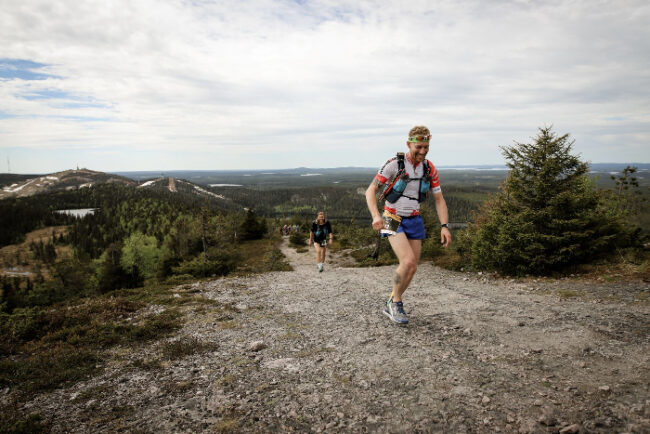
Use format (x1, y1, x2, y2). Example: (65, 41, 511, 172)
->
(24, 238, 650, 433)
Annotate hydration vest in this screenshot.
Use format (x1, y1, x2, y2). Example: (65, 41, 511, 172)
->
(313, 221, 329, 240)
(380, 152, 433, 203)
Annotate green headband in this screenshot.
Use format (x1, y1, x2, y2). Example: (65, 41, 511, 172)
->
(408, 135, 430, 143)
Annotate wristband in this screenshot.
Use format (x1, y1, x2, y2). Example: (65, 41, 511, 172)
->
(441, 223, 450, 229)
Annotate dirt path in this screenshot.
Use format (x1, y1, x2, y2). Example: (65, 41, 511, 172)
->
(24, 239, 650, 433)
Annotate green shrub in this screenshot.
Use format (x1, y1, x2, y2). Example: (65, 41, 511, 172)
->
(289, 231, 307, 247)
(351, 238, 398, 267)
(419, 206, 445, 259)
(121, 232, 163, 279)
(421, 236, 445, 259)
(97, 243, 142, 293)
(261, 247, 292, 272)
(0, 409, 47, 434)
(333, 221, 377, 250)
(239, 210, 267, 241)
(164, 274, 195, 285)
(0, 345, 99, 393)
(0, 307, 80, 350)
(172, 250, 239, 278)
(459, 127, 625, 275)
(160, 337, 219, 361)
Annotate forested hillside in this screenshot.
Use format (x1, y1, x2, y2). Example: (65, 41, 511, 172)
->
(0, 182, 289, 314)
(0, 184, 224, 248)
(0, 156, 648, 433)
(202, 183, 492, 224)
(0, 169, 136, 199)
(1, 152, 647, 316)
(0, 164, 504, 323)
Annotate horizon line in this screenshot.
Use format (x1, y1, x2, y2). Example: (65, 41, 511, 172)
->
(2, 161, 649, 176)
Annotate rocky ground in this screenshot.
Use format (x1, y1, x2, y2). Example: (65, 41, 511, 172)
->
(20, 239, 650, 433)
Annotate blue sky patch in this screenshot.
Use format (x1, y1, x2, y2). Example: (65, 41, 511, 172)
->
(55, 102, 112, 109)
(0, 111, 17, 120)
(0, 58, 59, 80)
(22, 89, 73, 100)
(60, 115, 113, 122)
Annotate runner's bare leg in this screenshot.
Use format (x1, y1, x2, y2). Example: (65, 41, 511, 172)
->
(314, 244, 322, 264)
(388, 234, 422, 302)
(314, 244, 327, 263)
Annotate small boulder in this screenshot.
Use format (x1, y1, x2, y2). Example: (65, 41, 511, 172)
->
(248, 341, 267, 351)
(539, 412, 557, 426)
(559, 424, 581, 433)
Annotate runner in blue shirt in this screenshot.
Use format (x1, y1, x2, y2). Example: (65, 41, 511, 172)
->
(308, 211, 333, 272)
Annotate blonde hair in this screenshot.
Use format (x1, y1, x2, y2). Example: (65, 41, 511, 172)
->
(316, 211, 326, 224)
(409, 125, 430, 137)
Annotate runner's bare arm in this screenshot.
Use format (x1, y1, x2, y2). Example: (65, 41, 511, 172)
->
(366, 179, 384, 231)
(433, 191, 452, 247)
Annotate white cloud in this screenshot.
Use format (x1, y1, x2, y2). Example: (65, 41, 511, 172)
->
(1, 0, 649, 172)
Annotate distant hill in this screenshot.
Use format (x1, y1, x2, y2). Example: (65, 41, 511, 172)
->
(587, 163, 650, 173)
(0, 169, 235, 204)
(135, 176, 231, 202)
(0, 169, 136, 199)
(0, 173, 42, 187)
(114, 163, 649, 183)
(2, 163, 646, 200)
(113, 168, 379, 188)
(113, 167, 377, 181)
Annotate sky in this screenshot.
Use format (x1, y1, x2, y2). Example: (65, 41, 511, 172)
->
(1, 0, 649, 173)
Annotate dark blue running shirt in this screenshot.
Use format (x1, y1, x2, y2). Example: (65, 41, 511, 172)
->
(311, 221, 332, 243)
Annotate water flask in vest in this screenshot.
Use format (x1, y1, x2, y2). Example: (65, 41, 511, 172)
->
(386, 174, 408, 202)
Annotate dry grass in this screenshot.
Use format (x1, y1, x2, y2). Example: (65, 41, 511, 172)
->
(0, 290, 185, 398)
(0, 225, 70, 277)
(573, 250, 650, 283)
(235, 238, 292, 274)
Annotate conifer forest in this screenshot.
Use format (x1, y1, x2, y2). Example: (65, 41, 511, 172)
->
(0, 129, 648, 433)
(0, 128, 648, 316)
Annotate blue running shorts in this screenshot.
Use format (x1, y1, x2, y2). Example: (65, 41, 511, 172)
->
(397, 215, 426, 240)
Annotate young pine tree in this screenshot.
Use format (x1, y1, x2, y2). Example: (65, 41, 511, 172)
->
(239, 209, 267, 241)
(462, 126, 622, 275)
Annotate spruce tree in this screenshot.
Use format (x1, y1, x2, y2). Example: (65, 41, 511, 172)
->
(239, 209, 267, 241)
(461, 126, 622, 275)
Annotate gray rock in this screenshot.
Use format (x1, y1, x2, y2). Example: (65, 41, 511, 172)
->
(559, 424, 581, 433)
(183, 398, 199, 410)
(538, 412, 557, 426)
(248, 341, 267, 351)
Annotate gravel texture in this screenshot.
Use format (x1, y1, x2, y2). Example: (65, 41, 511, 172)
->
(18, 239, 650, 433)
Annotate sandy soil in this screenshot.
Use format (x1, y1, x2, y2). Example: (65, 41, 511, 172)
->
(20, 238, 650, 433)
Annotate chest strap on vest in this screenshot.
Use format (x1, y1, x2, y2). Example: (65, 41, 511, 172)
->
(380, 152, 432, 203)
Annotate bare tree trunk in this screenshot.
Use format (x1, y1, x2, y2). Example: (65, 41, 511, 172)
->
(202, 208, 208, 264)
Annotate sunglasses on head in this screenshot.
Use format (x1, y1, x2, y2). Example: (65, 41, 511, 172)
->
(408, 135, 431, 143)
